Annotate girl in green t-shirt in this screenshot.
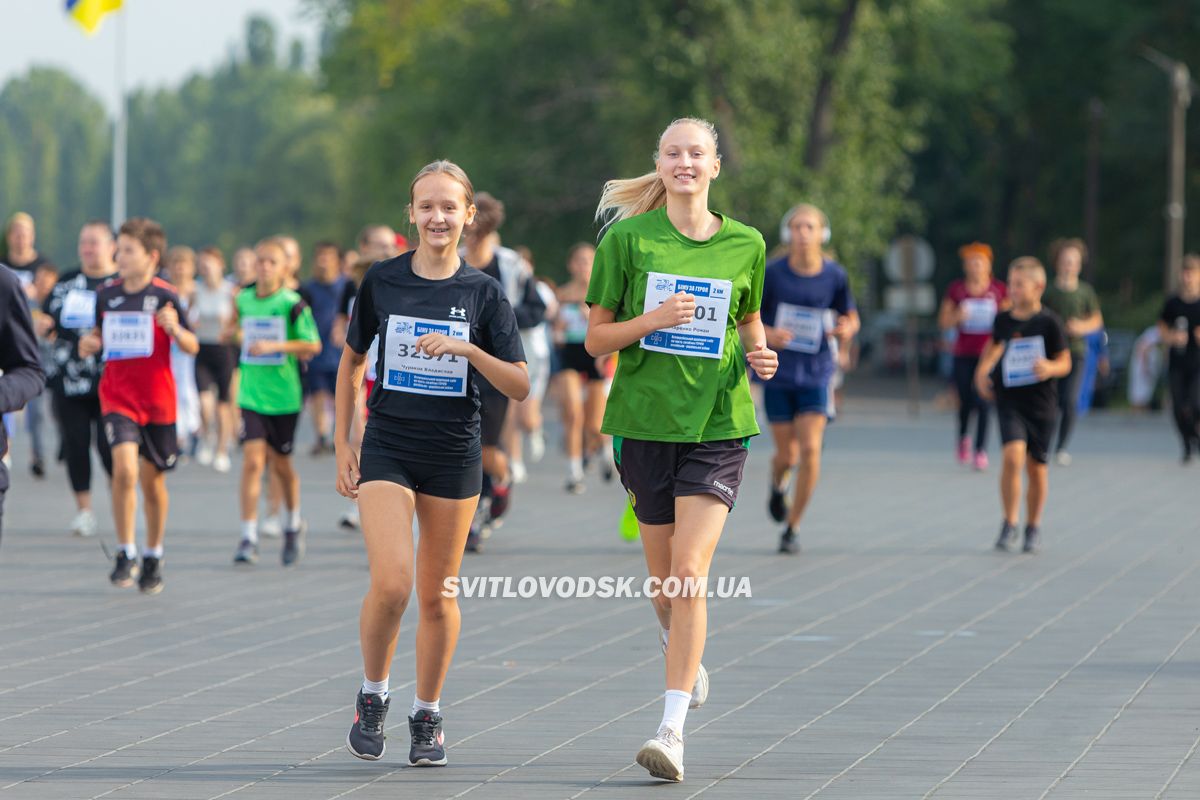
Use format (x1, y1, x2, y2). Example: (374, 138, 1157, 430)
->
(585, 117, 778, 782)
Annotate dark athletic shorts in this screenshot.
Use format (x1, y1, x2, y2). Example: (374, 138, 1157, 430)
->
(303, 364, 339, 396)
(358, 449, 483, 500)
(195, 343, 234, 402)
(763, 384, 833, 423)
(558, 343, 603, 381)
(240, 409, 299, 456)
(479, 390, 510, 449)
(103, 413, 179, 472)
(997, 403, 1054, 464)
(613, 436, 750, 525)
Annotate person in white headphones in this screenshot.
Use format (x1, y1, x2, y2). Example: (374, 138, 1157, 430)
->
(759, 203, 859, 554)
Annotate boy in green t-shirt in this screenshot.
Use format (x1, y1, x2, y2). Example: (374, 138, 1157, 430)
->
(228, 237, 321, 566)
(1040, 238, 1103, 465)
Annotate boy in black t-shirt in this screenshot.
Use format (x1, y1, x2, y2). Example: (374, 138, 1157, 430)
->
(975, 257, 1071, 553)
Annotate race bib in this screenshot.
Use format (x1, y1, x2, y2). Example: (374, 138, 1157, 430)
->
(775, 302, 825, 354)
(382, 314, 469, 397)
(61, 289, 97, 329)
(1001, 335, 1046, 388)
(640, 272, 732, 360)
(241, 316, 286, 366)
(102, 312, 154, 361)
(960, 297, 998, 334)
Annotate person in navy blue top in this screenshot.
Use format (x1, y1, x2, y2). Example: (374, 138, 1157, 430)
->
(302, 241, 347, 455)
(759, 204, 858, 554)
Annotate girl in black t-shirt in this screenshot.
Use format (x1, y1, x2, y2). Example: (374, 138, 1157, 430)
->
(333, 161, 528, 768)
(1158, 254, 1200, 460)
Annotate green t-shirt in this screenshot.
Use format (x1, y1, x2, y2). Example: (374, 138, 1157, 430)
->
(1042, 281, 1100, 353)
(586, 206, 766, 442)
(235, 286, 320, 415)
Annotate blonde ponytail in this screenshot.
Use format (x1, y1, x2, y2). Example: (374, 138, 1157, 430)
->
(595, 116, 721, 231)
(594, 172, 668, 229)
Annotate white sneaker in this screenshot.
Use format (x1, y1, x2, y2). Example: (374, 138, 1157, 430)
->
(212, 452, 232, 473)
(529, 430, 546, 463)
(636, 726, 684, 782)
(338, 507, 360, 531)
(260, 515, 283, 539)
(1055, 451, 1072, 467)
(70, 509, 98, 538)
(196, 442, 214, 466)
(511, 461, 528, 484)
(660, 632, 709, 709)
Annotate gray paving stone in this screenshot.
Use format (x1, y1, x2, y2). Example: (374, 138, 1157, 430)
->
(2, 395, 1197, 799)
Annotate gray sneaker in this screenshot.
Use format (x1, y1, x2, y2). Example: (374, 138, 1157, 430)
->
(660, 632, 708, 709)
(233, 538, 259, 565)
(282, 521, 306, 567)
(636, 726, 684, 782)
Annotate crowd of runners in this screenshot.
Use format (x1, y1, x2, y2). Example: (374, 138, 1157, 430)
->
(2, 116, 1197, 782)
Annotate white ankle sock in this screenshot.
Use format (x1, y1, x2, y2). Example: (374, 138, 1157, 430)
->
(362, 676, 388, 699)
(659, 689, 690, 735)
(413, 696, 440, 716)
(287, 507, 302, 530)
(569, 457, 583, 480)
(241, 520, 258, 544)
(143, 546, 163, 559)
(120, 543, 137, 558)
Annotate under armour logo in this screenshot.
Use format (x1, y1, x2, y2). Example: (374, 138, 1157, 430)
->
(449, 307, 467, 321)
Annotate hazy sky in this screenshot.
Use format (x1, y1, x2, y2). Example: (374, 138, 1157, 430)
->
(2, 0, 321, 115)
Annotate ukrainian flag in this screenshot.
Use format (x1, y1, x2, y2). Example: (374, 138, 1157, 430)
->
(66, 0, 124, 35)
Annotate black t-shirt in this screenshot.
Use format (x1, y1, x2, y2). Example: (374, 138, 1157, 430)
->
(989, 308, 1068, 419)
(1160, 295, 1200, 371)
(45, 269, 118, 397)
(346, 252, 525, 464)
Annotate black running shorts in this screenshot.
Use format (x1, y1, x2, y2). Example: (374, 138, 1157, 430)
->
(613, 436, 750, 525)
(103, 413, 179, 472)
(479, 389, 509, 449)
(240, 409, 299, 456)
(997, 404, 1054, 464)
(358, 449, 483, 500)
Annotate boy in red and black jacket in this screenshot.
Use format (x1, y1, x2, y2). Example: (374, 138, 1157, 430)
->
(79, 218, 198, 594)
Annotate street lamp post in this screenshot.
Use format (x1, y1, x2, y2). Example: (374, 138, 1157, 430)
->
(1143, 48, 1194, 294)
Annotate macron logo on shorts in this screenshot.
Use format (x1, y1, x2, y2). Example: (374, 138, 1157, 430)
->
(713, 480, 733, 498)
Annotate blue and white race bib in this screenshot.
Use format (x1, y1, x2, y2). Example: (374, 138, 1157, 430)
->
(240, 316, 287, 366)
(102, 312, 154, 361)
(640, 272, 732, 360)
(61, 288, 97, 330)
(1001, 335, 1046, 388)
(382, 314, 470, 396)
(774, 302, 825, 354)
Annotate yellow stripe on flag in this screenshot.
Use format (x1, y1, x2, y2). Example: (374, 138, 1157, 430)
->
(68, 0, 124, 35)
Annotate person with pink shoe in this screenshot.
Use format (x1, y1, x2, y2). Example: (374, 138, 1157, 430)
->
(938, 242, 1007, 471)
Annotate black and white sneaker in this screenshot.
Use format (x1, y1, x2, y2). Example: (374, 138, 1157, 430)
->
(138, 556, 163, 595)
(233, 539, 258, 565)
(408, 709, 447, 766)
(110, 551, 140, 588)
(346, 690, 389, 760)
(282, 521, 306, 567)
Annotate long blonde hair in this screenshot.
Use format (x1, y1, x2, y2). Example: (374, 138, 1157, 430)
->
(595, 117, 720, 229)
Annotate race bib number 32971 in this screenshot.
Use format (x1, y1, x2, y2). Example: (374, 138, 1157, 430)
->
(640, 272, 733, 360)
(383, 315, 470, 396)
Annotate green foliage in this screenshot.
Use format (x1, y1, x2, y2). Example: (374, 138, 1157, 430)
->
(1, 0, 1197, 316)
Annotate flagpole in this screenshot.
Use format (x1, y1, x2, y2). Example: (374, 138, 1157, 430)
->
(110, 5, 127, 229)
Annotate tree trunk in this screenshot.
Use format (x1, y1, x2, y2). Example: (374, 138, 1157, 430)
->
(804, 0, 861, 171)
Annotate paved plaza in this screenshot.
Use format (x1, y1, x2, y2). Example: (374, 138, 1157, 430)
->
(1, 393, 1198, 799)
